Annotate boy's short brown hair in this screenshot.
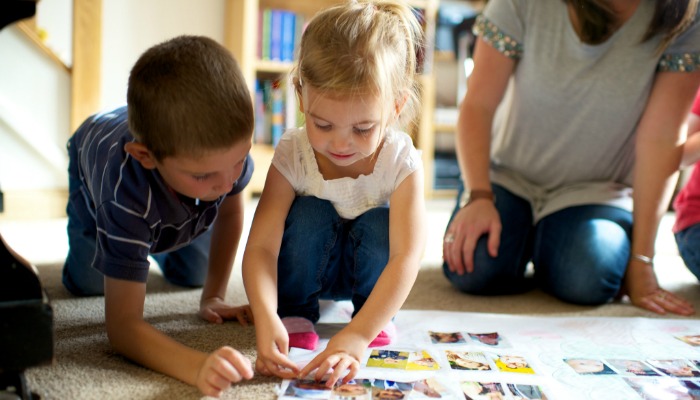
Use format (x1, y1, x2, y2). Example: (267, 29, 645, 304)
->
(127, 35, 253, 161)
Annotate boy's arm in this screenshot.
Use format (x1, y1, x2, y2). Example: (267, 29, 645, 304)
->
(302, 167, 427, 385)
(199, 192, 250, 324)
(104, 277, 252, 397)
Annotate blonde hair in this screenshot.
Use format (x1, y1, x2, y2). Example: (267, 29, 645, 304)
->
(291, 0, 424, 132)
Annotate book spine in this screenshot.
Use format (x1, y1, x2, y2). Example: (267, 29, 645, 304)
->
(270, 79, 285, 147)
(281, 11, 296, 62)
(261, 9, 271, 61)
(269, 9, 283, 62)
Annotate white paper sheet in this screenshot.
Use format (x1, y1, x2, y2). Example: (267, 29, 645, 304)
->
(276, 303, 700, 400)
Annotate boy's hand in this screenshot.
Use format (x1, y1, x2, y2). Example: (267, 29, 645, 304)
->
(196, 346, 253, 398)
(299, 332, 364, 387)
(199, 297, 254, 325)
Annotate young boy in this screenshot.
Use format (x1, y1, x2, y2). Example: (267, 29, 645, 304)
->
(62, 35, 255, 397)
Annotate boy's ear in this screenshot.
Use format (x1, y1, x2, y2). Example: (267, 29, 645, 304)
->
(124, 142, 157, 169)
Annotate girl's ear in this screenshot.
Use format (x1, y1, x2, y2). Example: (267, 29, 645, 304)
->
(395, 92, 409, 116)
(124, 142, 157, 169)
(296, 83, 305, 113)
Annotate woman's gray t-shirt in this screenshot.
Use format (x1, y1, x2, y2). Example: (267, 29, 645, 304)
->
(475, 0, 700, 220)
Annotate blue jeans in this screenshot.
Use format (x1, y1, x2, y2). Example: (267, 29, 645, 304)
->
(443, 184, 632, 305)
(675, 225, 700, 282)
(277, 196, 389, 323)
(62, 175, 211, 296)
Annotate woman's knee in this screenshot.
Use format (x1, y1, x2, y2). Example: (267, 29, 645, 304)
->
(442, 239, 529, 295)
(536, 207, 630, 305)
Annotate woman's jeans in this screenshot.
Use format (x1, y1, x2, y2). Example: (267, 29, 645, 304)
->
(277, 196, 390, 323)
(62, 175, 211, 296)
(443, 184, 632, 305)
(675, 225, 700, 281)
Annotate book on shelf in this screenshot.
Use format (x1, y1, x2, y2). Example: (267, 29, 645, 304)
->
(258, 8, 304, 63)
(269, 9, 283, 61)
(255, 78, 301, 147)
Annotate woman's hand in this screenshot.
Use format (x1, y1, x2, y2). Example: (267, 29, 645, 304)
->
(443, 199, 501, 274)
(624, 261, 694, 316)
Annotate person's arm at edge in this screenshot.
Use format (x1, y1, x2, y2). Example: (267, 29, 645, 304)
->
(680, 111, 700, 167)
(625, 69, 700, 315)
(199, 192, 252, 324)
(301, 167, 427, 385)
(241, 165, 299, 378)
(444, 37, 515, 274)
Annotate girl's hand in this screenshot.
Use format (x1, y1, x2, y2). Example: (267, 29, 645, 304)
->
(199, 297, 253, 326)
(443, 199, 501, 275)
(196, 346, 253, 398)
(624, 261, 694, 316)
(254, 315, 299, 379)
(299, 332, 364, 387)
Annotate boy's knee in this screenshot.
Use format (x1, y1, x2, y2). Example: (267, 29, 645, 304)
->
(62, 267, 104, 296)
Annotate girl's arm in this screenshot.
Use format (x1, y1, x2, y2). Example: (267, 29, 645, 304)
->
(301, 167, 426, 385)
(241, 165, 299, 377)
(625, 69, 700, 315)
(443, 37, 516, 275)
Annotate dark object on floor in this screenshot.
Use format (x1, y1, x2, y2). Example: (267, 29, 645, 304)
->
(0, 0, 37, 31)
(0, 235, 54, 400)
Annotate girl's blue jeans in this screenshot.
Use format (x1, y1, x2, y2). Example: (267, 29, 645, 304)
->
(443, 183, 632, 305)
(675, 225, 700, 281)
(277, 196, 389, 323)
(62, 174, 211, 296)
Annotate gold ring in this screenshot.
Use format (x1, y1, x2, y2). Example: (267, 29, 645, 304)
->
(658, 292, 666, 300)
(444, 233, 455, 243)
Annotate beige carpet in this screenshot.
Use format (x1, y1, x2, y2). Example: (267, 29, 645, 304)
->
(4, 200, 699, 399)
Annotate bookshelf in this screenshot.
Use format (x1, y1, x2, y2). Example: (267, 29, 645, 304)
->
(224, 0, 439, 196)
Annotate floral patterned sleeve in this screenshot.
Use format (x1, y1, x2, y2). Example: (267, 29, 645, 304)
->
(473, 14, 523, 60)
(658, 12, 700, 72)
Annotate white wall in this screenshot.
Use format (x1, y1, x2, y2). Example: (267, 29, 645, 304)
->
(0, 0, 226, 191)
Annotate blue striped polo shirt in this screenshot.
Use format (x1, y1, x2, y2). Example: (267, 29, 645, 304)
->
(67, 106, 253, 282)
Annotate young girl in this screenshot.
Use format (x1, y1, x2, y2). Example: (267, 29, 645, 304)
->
(242, 0, 426, 388)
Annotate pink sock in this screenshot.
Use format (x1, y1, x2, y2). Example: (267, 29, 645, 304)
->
(369, 321, 396, 348)
(282, 317, 319, 350)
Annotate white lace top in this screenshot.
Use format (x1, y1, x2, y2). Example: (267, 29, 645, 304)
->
(271, 127, 422, 219)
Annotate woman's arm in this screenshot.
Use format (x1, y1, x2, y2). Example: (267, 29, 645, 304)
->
(443, 37, 516, 274)
(626, 69, 700, 315)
